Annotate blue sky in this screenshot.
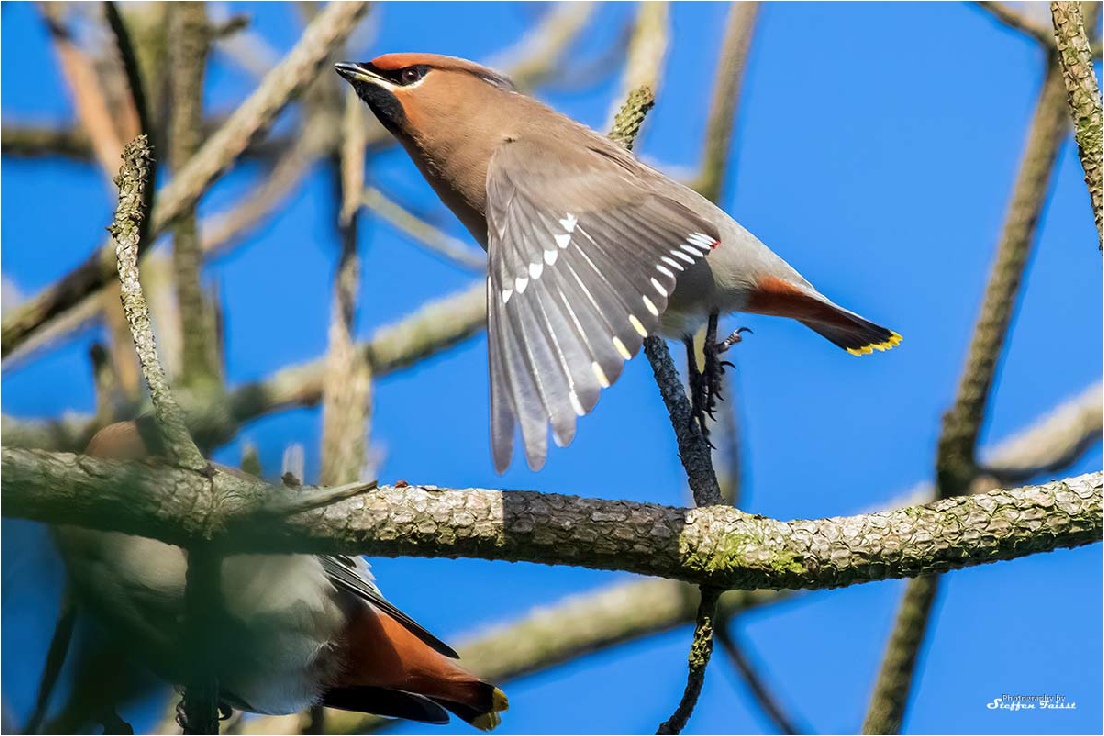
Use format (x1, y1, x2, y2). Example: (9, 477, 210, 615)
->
(2, 2, 1101, 734)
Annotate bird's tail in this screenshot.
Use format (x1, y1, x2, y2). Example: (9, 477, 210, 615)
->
(430, 681, 510, 732)
(744, 275, 901, 355)
(800, 313, 901, 355)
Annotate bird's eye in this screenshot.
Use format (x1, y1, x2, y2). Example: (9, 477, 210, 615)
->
(400, 67, 424, 85)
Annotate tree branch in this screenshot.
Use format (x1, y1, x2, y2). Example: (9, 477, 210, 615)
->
(168, 2, 223, 392)
(975, 1, 1054, 46)
(361, 187, 487, 270)
(2, 281, 488, 454)
(694, 2, 760, 203)
(0, 1, 371, 360)
(237, 378, 1101, 734)
(864, 54, 1071, 736)
(936, 59, 1068, 499)
(1050, 1, 1104, 249)
(319, 87, 372, 489)
(110, 136, 205, 471)
(3, 449, 1099, 589)
(716, 623, 803, 735)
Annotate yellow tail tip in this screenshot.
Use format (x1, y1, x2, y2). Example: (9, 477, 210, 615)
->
(471, 689, 509, 731)
(847, 332, 902, 356)
(472, 711, 501, 732)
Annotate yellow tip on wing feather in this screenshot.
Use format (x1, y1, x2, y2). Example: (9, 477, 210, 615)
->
(847, 332, 902, 357)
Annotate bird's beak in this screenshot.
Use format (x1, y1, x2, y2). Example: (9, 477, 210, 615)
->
(334, 62, 380, 85)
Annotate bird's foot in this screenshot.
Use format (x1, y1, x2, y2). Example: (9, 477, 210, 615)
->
(700, 324, 750, 431)
(716, 326, 752, 353)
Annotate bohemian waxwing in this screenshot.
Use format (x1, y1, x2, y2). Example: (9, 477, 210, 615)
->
(53, 419, 509, 729)
(335, 54, 901, 473)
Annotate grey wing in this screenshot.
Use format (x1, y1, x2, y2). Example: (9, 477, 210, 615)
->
(320, 556, 458, 658)
(485, 138, 721, 472)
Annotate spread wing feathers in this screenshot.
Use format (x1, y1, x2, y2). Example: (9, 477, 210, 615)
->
(486, 139, 720, 471)
(321, 556, 458, 658)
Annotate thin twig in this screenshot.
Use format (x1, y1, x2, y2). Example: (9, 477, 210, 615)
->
(260, 479, 379, 517)
(1050, 1, 1104, 248)
(362, 187, 487, 270)
(716, 622, 803, 735)
(657, 587, 722, 734)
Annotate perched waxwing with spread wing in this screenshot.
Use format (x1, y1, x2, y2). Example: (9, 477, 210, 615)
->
(335, 54, 901, 473)
(53, 419, 509, 729)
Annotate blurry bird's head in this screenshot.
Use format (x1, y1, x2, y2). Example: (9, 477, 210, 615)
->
(335, 54, 517, 139)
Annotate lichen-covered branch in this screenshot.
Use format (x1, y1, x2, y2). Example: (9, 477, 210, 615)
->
(3, 447, 1098, 590)
(0, 1, 371, 360)
(1051, 1, 1104, 248)
(110, 136, 205, 472)
(657, 587, 721, 734)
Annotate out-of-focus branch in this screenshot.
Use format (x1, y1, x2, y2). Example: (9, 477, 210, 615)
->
(320, 88, 372, 489)
(863, 59, 1070, 736)
(3, 282, 488, 454)
(615, 2, 669, 117)
(981, 381, 1103, 483)
(975, 1, 1054, 45)
(694, 2, 760, 203)
(1051, 1, 1103, 248)
(489, 2, 597, 89)
(40, 3, 124, 175)
(362, 187, 487, 270)
(936, 64, 1069, 500)
(0, 2, 371, 360)
(168, 2, 223, 392)
(202, 129, 325, 258)
(716, 624, 803, 735)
